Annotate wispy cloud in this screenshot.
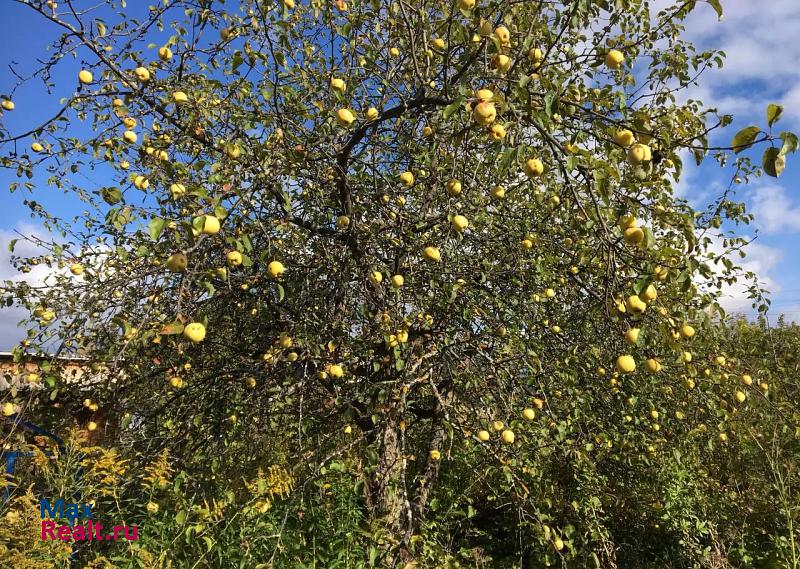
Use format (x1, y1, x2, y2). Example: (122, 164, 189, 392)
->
(748, 184, 800, 235)
(0, 223, 57, 351)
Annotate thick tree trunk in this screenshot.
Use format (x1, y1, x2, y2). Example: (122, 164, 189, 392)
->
(373, 422, 406, 536)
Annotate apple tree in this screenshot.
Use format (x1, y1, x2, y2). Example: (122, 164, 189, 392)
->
(1, 0, 797, 566)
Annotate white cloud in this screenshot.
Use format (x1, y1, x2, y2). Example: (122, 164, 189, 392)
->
(704, 233, 782, 316)
(0, 224, 59, 351)
(748, 183, 800, 235)
(651, 1, 800, 126)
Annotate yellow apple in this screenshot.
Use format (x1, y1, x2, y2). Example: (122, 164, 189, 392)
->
(366, 107, 379, 120)
(336, 215, 350, 229)
(330, 77, 346, 91)
(226, 251, 243, 267)
(605, 49, 624, 69)
(472, 101, 497, 126)
(328, 364, 344, 378)
(645, 358, 662, 373)
(336, 108, 355, 126)
(475, 88, 494, 102)
(78, 70, 93, 84)
(524, 158, 544, 177)
(70, 263, 84, 276)
(623, 226, 644, 245)
(477, 430, 490, 441)
(490, 185, 505, 199)
(618, 213, 637, 229)
(446, 179, 462, 195)
(166, 252, 188, 272)
(680, 324, 695, 339)
(268, 260, 285, 278)
(369, 270, 383, 284)
(429, 449, 441, 461)
(399, 171, 415, 187)
(202, 215, 221, 234)
(2, 402, 15, 416)
(641, 284, 657, 302)
(226, 144, 242, 159)
(735, 390, 746, 403)
(495, 25, 510, 46)
(451, 215, 469, 231)
(613, 128, 635, 147)
(501, 429, 515, 444)
(173, 91, 189, 104)
(135, 66, 151, 82)
(123, 130, 138, 144)
(489, 124, 506, 140)
(391, 274, 404, 288)
(457, 0, 475, 10)
(626, 295, 646, 314)
(432, 38, 446, 50)
(423, 246, 441, 262)
(183, 322, 206, 342)
(627, 143, 652, 165)
(170, 377, 184, 388)
(1, 99, 14, 111)
(625, 328, 640, 344)
(158, 46, 173, 61)
(492, 420, 504, 431)
(529, 47, 543, 62)
(616, 355, 635, 373)
(492, 54, 512, 72)
(31, 142, 44, 153)
(742, 374, 752, 386)
(522, 408, 535, 420)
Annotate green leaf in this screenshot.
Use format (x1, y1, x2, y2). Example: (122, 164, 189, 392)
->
(767, 104, 783, 128)
(7, 239, 17, 253)
(101, 187, 123, 205)
(731, 126, 760, 154)
(779, 131, 799, 156)
(544, 92, 557, 117)
(159, 321, 185, 335)
(442, 96, 464, 119)
(148, 217, 166, 241)
(762, 146, 786, 177)
(707, 0, 723, 20)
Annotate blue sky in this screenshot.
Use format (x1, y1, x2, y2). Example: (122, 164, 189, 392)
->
(1, 1, 800, 351)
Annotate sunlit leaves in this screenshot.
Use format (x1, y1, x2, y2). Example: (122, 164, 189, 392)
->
(731, 126, 761, 154)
